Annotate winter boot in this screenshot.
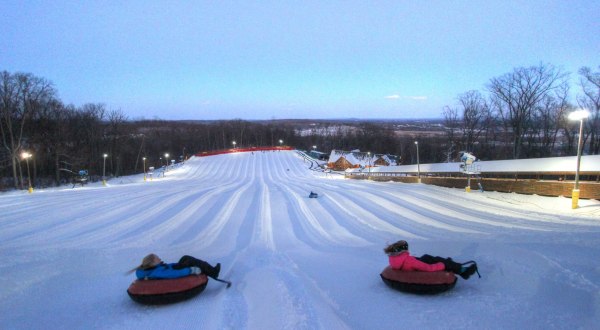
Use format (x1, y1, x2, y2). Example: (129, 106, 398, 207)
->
(442, 258, 463, 274)
(212, 263, 221, 279)
(459, 261, 480, 280)
(459, 264, 476, 279)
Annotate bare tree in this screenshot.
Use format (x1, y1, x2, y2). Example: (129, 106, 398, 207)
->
(442, 106, 459, 145)
(458, 90, 489, 153)
(531, 83, 571, 156)
(578, 66, 600, 154)
(0, 71, 55, 188)
(70, 103, 106, 172)
(107, 109, 128, 177)
(488, 64, 567, 159)
(30, 98, 72, 184)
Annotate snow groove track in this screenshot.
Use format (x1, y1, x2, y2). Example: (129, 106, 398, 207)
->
(1, 150, 600, 329)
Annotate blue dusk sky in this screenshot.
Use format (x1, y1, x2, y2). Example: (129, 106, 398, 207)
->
(1, 1, 598, 120)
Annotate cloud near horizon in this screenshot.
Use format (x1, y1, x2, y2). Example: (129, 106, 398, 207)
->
(385, 94, 427, 101)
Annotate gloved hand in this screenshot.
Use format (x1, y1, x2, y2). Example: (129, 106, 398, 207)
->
(190, 267, 201, 275)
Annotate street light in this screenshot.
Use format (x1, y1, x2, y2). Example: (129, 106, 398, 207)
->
(415, 141, 421, 183)
(367, 152, 371, 176)
(21, 151, 33, 193)
(568, 109, 590, 209)
(143, 157, 147, 182)
(102, 153, 108, 186)
(232, 141, 236, 149)
(279, 139, 283, 147)
(165, 153, 170, 172)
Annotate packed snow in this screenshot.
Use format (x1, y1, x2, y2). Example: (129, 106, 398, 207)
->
(1, 150, 599, 329)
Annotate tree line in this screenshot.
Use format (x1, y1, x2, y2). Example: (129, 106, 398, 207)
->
(442, 63, 599, 161)
(1, 64, 598, 191)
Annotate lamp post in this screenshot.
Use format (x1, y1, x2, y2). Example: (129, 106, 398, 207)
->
(367, 152, 371, 177)
(279, 139, 283, 148)
(143, 157, 147, 181)
(415, 141, 421, 183)
(232, 141, 236, 149)
(165, 153, 170, 172)
(102, 153, 108, 186)
(568, 109, 590, 209)
(21, 152, 33, 193)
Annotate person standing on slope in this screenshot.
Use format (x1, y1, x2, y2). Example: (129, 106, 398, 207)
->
(384, 240, 480, 279)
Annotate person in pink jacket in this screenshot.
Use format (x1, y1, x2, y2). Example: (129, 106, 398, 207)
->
(384, 240, 479, 280)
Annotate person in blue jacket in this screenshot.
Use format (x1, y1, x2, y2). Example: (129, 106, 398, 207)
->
(134, 253, 221, 280)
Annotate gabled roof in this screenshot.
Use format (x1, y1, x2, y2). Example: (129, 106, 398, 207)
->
(328, 149, 376, 167)
(376, 154, 399, 166)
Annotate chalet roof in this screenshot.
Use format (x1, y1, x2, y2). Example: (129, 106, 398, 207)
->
(329, 149, 381, 167)
(376, 154, 399, 166)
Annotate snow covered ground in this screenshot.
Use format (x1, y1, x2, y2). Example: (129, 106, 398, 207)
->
(1, 150, 599, 329)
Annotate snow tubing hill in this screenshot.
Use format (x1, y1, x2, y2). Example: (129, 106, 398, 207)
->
(380, 266, 457, 294)
(127, 274, 208, 305)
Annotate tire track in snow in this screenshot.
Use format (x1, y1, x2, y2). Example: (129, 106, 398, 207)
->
(206, 152, 353, 328)
(315, 189, 424, 240)
(254, 170, 275, 250)
(347, 189, 482, 235)
(11, 157, 252, 249)
(208, 153, 327, 329)
(0, 186, 159, 237)
(287, 176, 473, 240)
(273, 181, 369, 247)
(277, 175, 426, 241)
(365, 182, 578, 232)
(267, 152, 370, 247)
(0, 187, 191, 247)
(361, 185, 533, 233)
(171, 168, 257, 250)
(364, 186, 592, 234)
(64, 180, 248, 248)
(174, 154, 262, 254)
(215, 246, 350, 329)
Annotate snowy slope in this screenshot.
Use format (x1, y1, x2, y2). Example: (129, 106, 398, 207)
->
(1, 150, 599, 329)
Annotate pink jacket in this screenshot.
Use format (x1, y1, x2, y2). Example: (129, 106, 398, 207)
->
(388, 251, 445, 272)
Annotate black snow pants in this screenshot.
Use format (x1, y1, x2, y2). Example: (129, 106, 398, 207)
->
(416, 254, 462, 273)
(172, 255, 217, 278)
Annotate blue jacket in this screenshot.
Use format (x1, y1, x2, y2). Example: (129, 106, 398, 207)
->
(136, 263, 192, 280)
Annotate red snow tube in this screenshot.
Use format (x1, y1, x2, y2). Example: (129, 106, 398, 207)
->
(127, 274, 208, 305)
(380, 266, 457, 294)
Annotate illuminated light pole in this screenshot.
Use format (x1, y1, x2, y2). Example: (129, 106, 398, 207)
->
(415, 141, 421, 183)
(165, 153, 170, 173)
(232, 141, 236, 149)
(367, 152, 372, 177)
(21, 152, 33, 193)
(143, 157, 147, 182)
(102, 153, 108, 186)
(568, 109, 590, 209)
